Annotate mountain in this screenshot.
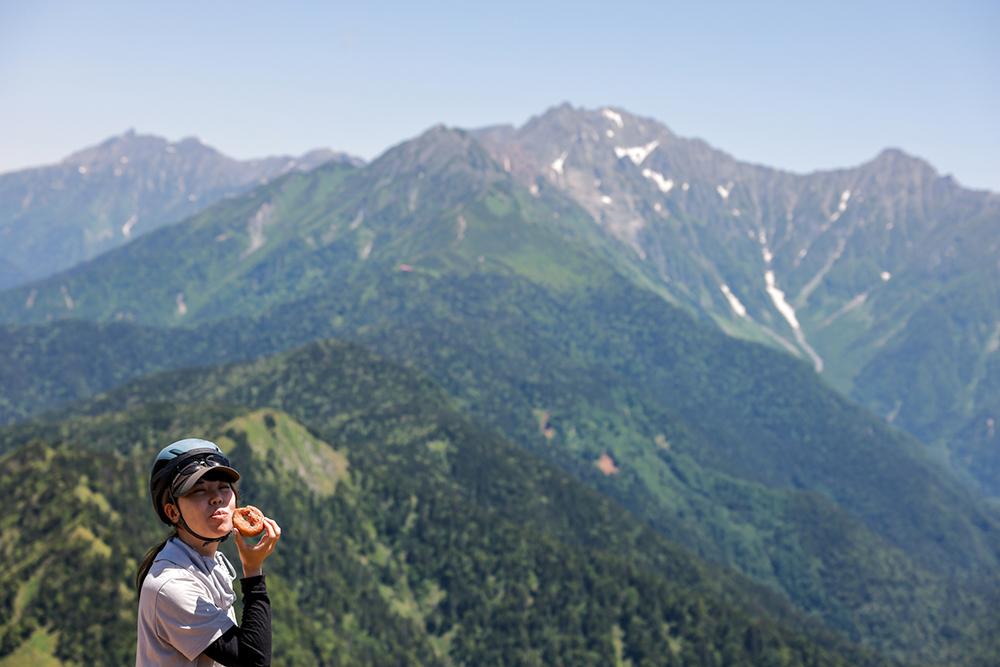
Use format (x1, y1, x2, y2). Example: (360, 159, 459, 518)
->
(0, 130, 363, 291)
(0, 342, 902, 667)
(0, 125, 997, 662)
(470, 104, 1000, 497)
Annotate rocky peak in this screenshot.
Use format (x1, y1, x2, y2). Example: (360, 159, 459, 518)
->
(366, 125, 505, 192)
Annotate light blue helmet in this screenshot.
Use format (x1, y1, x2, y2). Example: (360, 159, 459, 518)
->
(149, 438, 240, 528)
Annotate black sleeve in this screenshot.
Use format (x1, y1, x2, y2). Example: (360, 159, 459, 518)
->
(201, 575, 271, 667)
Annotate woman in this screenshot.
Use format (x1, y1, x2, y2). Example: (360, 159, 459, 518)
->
(135, 438, 280, 667)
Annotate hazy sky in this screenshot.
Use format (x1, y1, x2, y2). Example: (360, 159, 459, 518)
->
(2, 0, 997, 190)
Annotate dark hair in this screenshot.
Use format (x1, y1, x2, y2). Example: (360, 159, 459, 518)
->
(135, 528, 179, 599)
(136, 480, 240, 600)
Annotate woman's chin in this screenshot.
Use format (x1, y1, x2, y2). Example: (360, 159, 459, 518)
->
(213, 519, 234, 535)
(200, 518, 233, 537)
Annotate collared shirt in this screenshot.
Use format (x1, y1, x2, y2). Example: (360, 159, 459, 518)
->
(136, 538, 238, 667)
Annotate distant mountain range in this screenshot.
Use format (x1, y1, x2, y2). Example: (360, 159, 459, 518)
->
(0, 106, 998, 665)
(0, 130, 363, 290)
(472, 105, 1000, 497)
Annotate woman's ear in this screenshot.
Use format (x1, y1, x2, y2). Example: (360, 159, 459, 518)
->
(164, 503, 180, 523)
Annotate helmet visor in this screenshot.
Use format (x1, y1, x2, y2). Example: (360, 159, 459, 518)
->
(169, 453, 240, 498)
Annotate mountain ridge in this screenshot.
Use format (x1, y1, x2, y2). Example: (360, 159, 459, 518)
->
(0, 116, 998, 661)
(471, 104, 1000, 497)
(0, 130, 364, 290)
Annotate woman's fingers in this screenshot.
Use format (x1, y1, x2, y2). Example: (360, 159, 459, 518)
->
(264, 517, 281, 541)
(254, 519, 280, 555)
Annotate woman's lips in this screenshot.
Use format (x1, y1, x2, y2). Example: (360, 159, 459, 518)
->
(210, 511, 230, 520)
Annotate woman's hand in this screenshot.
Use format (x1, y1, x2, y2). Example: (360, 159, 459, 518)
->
(234, 516, 281, 578)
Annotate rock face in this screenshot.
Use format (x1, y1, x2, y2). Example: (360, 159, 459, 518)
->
(0, 131, 363, 290)
(473, 104, 1000, 495)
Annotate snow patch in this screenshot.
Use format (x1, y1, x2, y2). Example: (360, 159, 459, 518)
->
(829, 190, 852, 221)
(682, 182, 689, 191)
(601, 195, 613, 204)
(188, 194, 197, 201)
(641, 169, 674, 193)
(720, 284, 747, 317)
(606, 129, 615, 138)
(654, 203, 662, 212)
(614, 140, 659, 165)
(165, 146, 176, 153)
(529, 184, 539, 196)
(503, 157, 511, 172)
(78, 166, 87, 174)
(717, 182, 733, 199)
(120, 156, 129, 164)
(765, 271, 799, 329)
(122, 214, 138, 237)
(880, 271, 891, 281)
(763, 271, 824, 372)
(602, 109, 624, 128)
(114, 168, 122, 177)
(732, 209, 740, 217)
(839, 189, 851, 212)
(551, 151, 568, 175)
(762, 247, 773, 263)
(176, 292, 187, 316)
(457, 214, 467, 241)
(25, 289, 37, 309)
(361, 239, 374, 259)
(61, 285, 74, 310)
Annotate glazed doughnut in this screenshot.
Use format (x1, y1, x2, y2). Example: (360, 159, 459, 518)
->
(234, 506, 265, 537)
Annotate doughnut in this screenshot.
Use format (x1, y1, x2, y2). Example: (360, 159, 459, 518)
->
(234, 506, 265, 537)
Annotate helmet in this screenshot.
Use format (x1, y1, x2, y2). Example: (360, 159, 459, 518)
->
(150, 438, 240, 530)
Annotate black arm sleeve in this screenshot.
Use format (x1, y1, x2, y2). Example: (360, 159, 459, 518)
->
(201, 575, 271, 667)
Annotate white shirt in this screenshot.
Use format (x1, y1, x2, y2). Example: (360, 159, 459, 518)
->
(136, 537, 238, 667)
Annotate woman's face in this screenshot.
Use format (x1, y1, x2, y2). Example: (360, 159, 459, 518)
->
(169, 478, 236, 539)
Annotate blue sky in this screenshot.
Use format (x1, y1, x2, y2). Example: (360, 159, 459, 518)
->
(1, 0, 997, 190)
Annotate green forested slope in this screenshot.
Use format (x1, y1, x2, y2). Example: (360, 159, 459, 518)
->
(0, 396, 896, 666)
(9, 338, 995, 663)
(0, 126, 997, 663)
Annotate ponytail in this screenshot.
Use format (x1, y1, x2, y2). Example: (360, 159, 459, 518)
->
(135, 528, 178, 600)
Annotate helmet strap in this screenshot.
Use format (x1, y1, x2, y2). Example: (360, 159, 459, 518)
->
(167, 489, 230, 547)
